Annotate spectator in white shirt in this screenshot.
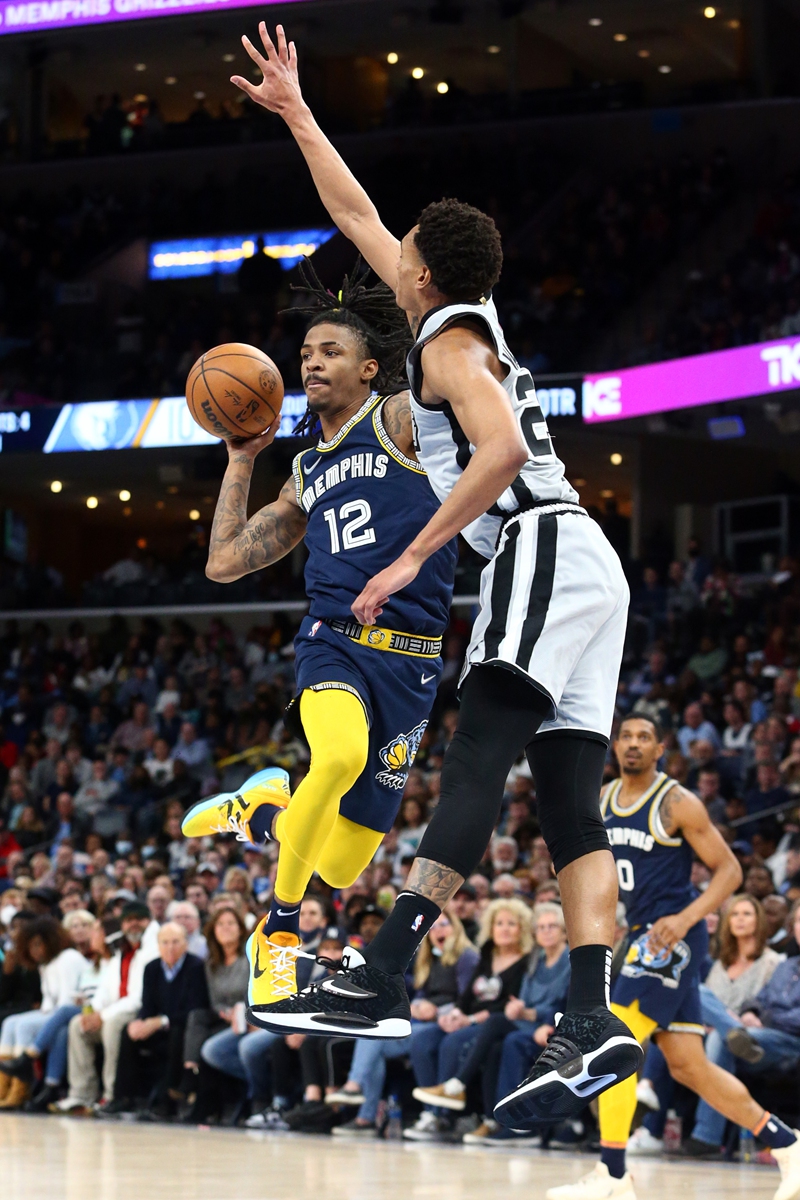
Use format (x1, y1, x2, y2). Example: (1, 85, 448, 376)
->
(74, 760, 120, 818)
(143, 738, 175, 788)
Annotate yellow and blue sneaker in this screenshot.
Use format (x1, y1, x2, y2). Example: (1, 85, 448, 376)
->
(246, 918, 311, 1006)
(181, 767, 290, 844)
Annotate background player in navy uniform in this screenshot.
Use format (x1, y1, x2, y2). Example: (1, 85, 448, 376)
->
(228, 24, 640, 1113)
(541, 715, 800, 1200)
(182, 266, 456, 1024)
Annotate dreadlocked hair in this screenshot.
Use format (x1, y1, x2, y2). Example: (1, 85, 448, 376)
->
(289, 258, 412, 437)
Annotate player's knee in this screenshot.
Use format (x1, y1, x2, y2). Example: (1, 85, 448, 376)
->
(313, 737, 367, 792)
(663, 1043, 703, 1089)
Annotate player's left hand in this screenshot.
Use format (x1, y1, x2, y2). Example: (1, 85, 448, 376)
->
(647, 913, 690, 954)
(352, 550, 422, 624)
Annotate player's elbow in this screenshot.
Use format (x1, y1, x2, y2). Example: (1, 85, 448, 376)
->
(205, 557, 240, 584)
(499, 439, 528, 476)
(730, 855, 744, 889)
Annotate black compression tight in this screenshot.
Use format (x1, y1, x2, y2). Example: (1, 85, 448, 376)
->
(416, 663, 612, 880)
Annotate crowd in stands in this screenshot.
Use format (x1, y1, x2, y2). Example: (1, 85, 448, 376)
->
(625, 168, 800, 366)
(0, 141, 744, 409)
(0, 541, 800, 1153)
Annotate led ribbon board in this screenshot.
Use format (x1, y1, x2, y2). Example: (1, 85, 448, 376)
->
(583, 336, 800, 423)
(0, 0, 308, 35)
(149, 229, 337, 280)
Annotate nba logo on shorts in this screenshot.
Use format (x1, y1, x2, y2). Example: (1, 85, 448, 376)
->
(309, 620, 322, 637)
(411, 913, 424, 932)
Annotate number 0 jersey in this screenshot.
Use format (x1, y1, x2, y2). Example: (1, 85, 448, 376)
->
(601, 772, 695, 931)
(292, 393, 457, 636)
(406, 297, 578, 559)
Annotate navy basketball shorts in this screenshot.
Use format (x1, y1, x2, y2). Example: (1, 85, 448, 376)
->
(611, 920, 708, 1035)
(293, 615, 442, 833)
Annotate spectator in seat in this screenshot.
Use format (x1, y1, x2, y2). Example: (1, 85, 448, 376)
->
(111, 702, 155, 755)
(74, 760, 119, 819)
(706, 900, 800, 1092)
(695, 769, 728, 825)
(105, 922, 208, 1118)
(403, 899, 531, 1137)
(326, 910, 480, 1138)
(0, 915, 85, 1108)
(450, 883, 479, 943)
(745, 762, 792, 818)
(762, 894, 791, 952)
(29, 738, 63, 801)
(677, 701, 721, 757)
(57, 901, 156, 1113)
(721, 700, 753, 756)
(143, 738, 175, 789)
(167, 900, 207, 958)
(172, 722, 211, 781)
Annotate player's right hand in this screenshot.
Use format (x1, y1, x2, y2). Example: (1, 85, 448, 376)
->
(231, 23, 303, 117)
(227, 413, 281, 460)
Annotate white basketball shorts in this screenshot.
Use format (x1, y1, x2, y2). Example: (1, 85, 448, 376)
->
(461, 503, 629, 742)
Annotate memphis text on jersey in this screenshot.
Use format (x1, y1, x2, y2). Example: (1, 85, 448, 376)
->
(298, 452, 390, 514)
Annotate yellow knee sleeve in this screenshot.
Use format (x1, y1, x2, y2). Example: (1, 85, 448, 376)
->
(315, 815, 385, 890)
(274, 687, 369, 906)
(599, 1001, 659, 1148)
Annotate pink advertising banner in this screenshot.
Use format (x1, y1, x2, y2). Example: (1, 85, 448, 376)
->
(0, 0, 306, 36)
(582, 336, 800, 423)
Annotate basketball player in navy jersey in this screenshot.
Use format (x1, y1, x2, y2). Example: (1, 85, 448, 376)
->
(540, 715, 800, 1200)
(182, 267, 456, 1021)
(227, 23, 641, 1115)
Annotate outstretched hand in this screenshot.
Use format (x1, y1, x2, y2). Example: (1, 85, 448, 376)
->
(351, 550, 422, 624)
(231, 23, 303, 117)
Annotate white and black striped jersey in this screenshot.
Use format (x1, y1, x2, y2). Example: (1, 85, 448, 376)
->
(406, 297, 578, 559)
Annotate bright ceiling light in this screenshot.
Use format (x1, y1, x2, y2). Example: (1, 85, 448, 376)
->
(703, 5, 716, 16)
(638, 49, 651, 58)
(189, 509, 201, 521)
(613, 32, 627, 42)
(411, 67, 424, 79)
(50, 480, 62, 494)
(600, 489, 615, 499)
(610, 453, 623, 466)
(193, 91, 206, 100)
(134, 62, 146, 71)
(436, 81, 449, 94)
(119, 489, 131, 502)
(222, 53, 235, 62)
(588, 17, 602, 26)
(487, 44, 501, 54)
(387, 52, 399, 64)
(165, 76, 177, 85)
(658, 63, 672, 73)
(86, 496, 99, 509)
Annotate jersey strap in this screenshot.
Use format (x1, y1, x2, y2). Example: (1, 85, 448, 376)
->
(373, 400, 425, 474)
(649, 781, 683, 847)
(322, 617, 442, 658)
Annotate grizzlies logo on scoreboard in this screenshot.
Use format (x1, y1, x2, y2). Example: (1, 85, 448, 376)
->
(621, 931, 691, 990)
(376, 720, 428, 790)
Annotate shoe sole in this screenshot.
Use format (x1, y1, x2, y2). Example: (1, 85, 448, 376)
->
(325, 1094, 365, 1106)
(181, 768, 289, 837)
(494, 1036, 644, 1126)
(411, 1086, 465, 1111)
(245, 1005, 411, 1039)
(727, 1029, 765, 1064)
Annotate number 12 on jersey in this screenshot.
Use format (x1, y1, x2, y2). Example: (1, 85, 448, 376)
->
(323, 500, 376, 554)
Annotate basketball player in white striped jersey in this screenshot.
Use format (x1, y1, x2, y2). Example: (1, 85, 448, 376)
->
(230, 24, 641, 1118)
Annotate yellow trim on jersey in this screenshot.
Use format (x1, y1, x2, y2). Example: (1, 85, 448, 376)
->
(291, 450, 305, 508)
(316, 393, 383, 453)
(373, 400, 426, 474)
(609, 771, 669, 818)
(600, 778, 621, 820)
(649, 782, 683, 847)
(665, 1022, 705, 1036)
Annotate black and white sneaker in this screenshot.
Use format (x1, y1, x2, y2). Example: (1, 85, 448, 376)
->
(246, 946, 411, 1039)
(494, 1008, 643, 1126)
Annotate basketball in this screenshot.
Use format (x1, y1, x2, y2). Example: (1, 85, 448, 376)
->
(185, 343, 284, 441)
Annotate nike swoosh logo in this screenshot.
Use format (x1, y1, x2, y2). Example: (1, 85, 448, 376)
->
(253, 941, 266, 979)
(277, 908, 300, 917)
(305, 457, 322, 474)
(421, 673, 436, 685)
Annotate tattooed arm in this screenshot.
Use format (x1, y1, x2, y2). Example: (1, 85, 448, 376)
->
(380, 391, 418, 462)
(207, 434, 306, 583)
(646, 784, 742, 953)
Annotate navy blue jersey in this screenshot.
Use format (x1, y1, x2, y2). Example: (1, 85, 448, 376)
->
(292, 393, 457, 635)
(601, 772, 695, 931)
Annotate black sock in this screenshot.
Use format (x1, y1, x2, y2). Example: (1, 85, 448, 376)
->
(265, 894, 301, 939)
(248, 803, 283, 844)
(364, 892, 441, 975)
(601, 1146, 626, 1179)
(567, 945, 612, 1010)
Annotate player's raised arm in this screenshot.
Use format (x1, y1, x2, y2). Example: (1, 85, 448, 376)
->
(207, 428, 306, 583)
(231, 24, 400, 289)
(647, 786, 742, 953)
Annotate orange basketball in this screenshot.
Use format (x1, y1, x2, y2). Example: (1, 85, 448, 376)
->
(185, 343, 284, 441)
